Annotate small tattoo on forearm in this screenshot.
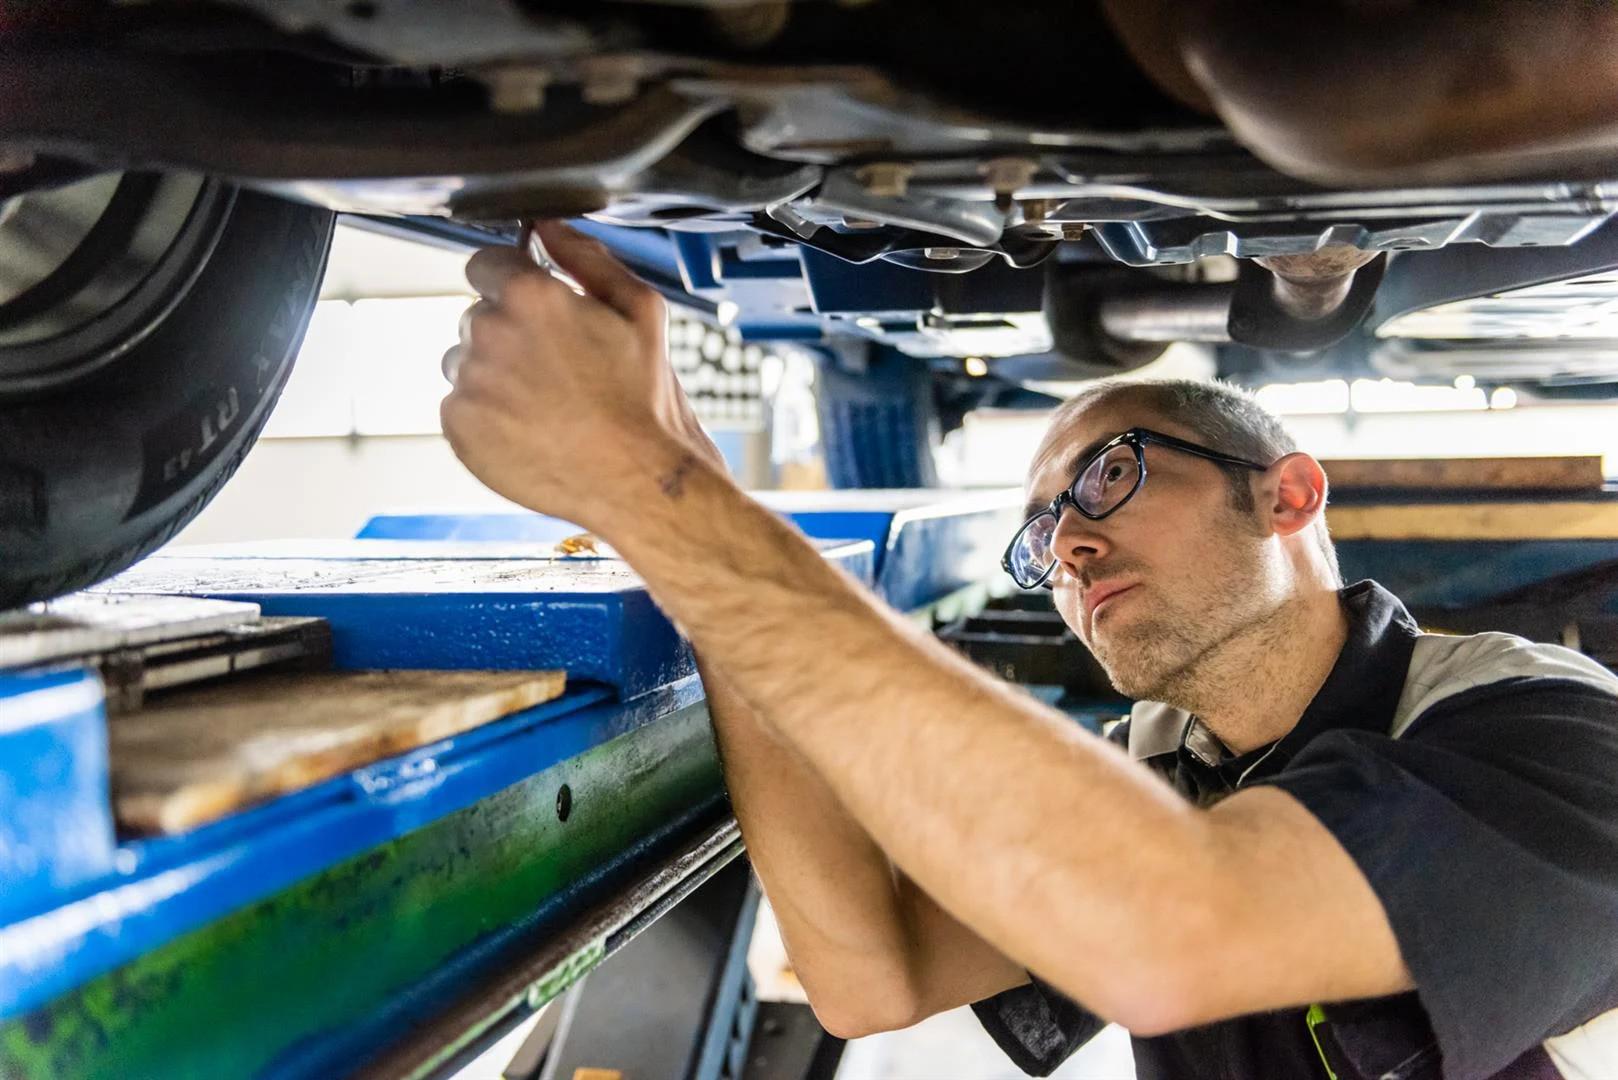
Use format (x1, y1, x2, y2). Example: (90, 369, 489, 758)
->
(659, 452, 699, 499)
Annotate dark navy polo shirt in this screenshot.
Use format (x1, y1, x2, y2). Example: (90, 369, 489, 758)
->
(973, 581, 1618, 1080)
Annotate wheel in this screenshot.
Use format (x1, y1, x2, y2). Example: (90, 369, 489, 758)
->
(0, 173, 335, 610)
(814, 345, 940, 489)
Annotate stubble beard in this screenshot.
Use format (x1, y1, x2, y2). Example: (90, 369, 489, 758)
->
(1090, 538, 1285, 709)
(1093, 609, 1217, 704)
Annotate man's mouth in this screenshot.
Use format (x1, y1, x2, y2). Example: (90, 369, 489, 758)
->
(1083, 581, 1138, 626)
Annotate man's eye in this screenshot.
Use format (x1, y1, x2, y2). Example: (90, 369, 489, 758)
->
(1103, 463, 1126, 485)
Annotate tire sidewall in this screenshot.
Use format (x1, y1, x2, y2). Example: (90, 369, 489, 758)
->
(0, 187, 335, 608)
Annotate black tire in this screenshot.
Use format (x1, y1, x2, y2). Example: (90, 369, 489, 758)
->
(814, 345, 940, 488)
(0, 184, 334, 610)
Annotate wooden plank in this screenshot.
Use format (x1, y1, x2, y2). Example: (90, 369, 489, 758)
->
(1321, 455, 1605, 492)
(1327, 501, 1618, 541)
(112, 669, 566, 834)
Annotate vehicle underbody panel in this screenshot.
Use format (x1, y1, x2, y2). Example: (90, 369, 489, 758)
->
(5, 0, 1618, 383)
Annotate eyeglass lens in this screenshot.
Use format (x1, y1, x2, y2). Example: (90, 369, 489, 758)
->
(1009, 443, 1142, 586)
(1074, 444, 1141, 517)
(1009, 511, 1059, 586)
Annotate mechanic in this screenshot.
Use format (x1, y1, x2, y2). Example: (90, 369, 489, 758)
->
(439, 222, 1618, 1080)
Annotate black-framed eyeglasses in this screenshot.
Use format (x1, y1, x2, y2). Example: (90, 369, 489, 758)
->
(1002, 427, 1271, 590)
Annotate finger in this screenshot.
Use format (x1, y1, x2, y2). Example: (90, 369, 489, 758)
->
(440, 394, 468, 451)
(534, 220, 662, 325)
(458, 298, 504, 348)
(465, 245, 555, 305)
(440, 345, 462, 386)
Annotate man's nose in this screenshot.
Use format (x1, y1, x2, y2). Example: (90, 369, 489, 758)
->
(1049, 505, 1112, 579)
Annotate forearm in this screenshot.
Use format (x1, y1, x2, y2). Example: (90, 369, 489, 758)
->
(699, 656, 1023, 1033)
(603, 447, 1214, 1022)
(699, 658, 914, 1011)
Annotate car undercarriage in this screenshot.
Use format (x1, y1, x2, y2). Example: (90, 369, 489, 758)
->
(5, 0, 1618, 606)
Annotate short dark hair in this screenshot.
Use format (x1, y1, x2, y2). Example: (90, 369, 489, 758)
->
(1045, 378, 1341, 583)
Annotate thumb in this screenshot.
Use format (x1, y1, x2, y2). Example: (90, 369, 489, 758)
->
(534, 221, 663, 328)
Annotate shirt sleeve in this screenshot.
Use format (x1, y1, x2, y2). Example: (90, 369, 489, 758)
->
(971, 974, 1107, 1076)
(1262, 677, 1618, 1080)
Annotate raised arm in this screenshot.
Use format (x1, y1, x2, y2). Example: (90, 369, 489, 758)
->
(441, 230, 1024, 1032)
(439, 224, 1411, 1036)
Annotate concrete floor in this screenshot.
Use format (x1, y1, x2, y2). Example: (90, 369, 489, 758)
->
(838, 1008, 1135, 1080)
(447, 998, 1137, 1080)
(749, 904, 1137, 1079)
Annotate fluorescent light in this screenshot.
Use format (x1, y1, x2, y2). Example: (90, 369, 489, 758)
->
(1253, 380, 1350, 415)
(1351, 378, 1487, 413)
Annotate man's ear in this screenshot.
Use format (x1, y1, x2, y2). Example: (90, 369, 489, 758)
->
(1264, 452, 1328, 537)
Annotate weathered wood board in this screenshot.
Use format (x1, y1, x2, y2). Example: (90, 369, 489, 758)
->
(112, 669, 566, 834)
(1326, 501, 1618, 541)
(1321, 456, 1605, 492)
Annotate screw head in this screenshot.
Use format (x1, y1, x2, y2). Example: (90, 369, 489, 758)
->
(854, 162, 914, 198)
(488, 68, 550, 113)
(979, 156, 1038, 196)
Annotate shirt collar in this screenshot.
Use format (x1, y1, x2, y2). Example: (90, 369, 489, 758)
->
(1126, 580, 1420, 775)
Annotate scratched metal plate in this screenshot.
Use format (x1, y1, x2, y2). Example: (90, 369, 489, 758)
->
(0, 594, 262, 670)
(91, 539, 874, 696)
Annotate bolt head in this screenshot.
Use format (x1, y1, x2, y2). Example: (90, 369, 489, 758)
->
(854, 162, 913, 198)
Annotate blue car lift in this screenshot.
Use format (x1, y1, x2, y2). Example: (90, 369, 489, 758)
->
(0, 491, 1023, 1080)
(10, 481, 1612, 1080)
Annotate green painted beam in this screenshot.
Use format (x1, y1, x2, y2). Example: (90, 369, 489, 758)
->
(0, 704, 724, 1080)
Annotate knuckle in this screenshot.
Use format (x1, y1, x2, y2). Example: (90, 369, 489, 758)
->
(465, 308, 505, 350)
(453, 358, 492, 395)
(501, 272, 553, 310)
(465, 247, 516, 294)
(630, 287, 665, 323)
(439, 394, 466, 435)
(462, 248, 496, 286)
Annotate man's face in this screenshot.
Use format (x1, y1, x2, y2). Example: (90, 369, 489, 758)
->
(1023, 397, 1285, 701)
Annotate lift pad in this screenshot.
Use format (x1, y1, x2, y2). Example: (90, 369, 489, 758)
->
(0, 593, 331, 712)
(0, 594, 264, 669)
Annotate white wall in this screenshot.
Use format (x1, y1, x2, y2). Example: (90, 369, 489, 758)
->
(173, 434, 520, 545)
(943, 401, 1618, 489)
(173, 428, 775, 546)
(1283, 403, 1618, 467)
(182, 395, 1618, 547)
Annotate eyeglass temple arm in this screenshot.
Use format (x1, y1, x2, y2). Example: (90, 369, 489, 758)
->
(1142, 432, 1269, 471)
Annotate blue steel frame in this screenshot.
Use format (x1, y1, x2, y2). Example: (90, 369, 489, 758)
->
(0, 539, 876, 1032)
(0, 677, 696, 1020)
(362, 488, 1026, 615)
